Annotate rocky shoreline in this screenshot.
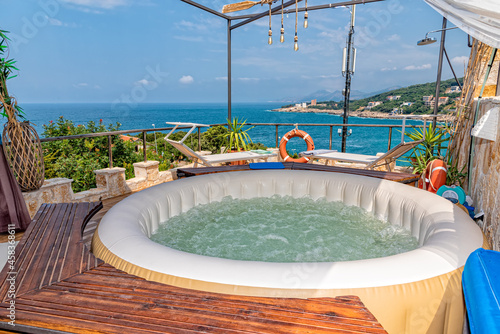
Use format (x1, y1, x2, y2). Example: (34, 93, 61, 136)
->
(272, 107, 454, 122)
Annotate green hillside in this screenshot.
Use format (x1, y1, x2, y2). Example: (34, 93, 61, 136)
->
(313, 77, 463, 114)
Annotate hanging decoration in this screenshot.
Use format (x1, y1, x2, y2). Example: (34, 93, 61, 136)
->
(221, 0, 309, 51)
(304, 0, 308, 28)
(268, 3, 273, 44)
(280, 0, 285, 43)
(294, 0, 299, 51)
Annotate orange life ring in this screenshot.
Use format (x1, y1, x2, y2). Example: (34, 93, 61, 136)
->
(418, 159, 447, 193)
(279, 129, 314, 163)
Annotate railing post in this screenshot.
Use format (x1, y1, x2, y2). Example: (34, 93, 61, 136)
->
(142, 131, 147, 162)
(387, 127, 393, 151)
(329, 126, 333, 150)
(198, 127, 201, 151)
(275, 125, 279, 148)
(108, 135, 113, 168)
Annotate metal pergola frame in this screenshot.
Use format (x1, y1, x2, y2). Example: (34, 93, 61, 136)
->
(180, 0, 384, 120)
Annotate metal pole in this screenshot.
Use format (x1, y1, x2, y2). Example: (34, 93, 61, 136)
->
(275, 125, 279, 148)
(387, 127, 393, 151)
(108, 135, 113, 169)
(227, 19, 232, 121)
(341, 5, 355, 153)
(152, 124, 158, 154)
(433, 17, 447, 129)
(142, 131, 147, 162)
(329, 126, 333, 150)
(443, 47, 462, 90)
(198, 127, 201, 151)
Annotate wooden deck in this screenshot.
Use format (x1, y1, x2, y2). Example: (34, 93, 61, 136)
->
(176, 162, 420, 184)
(0, 202, 387, 334)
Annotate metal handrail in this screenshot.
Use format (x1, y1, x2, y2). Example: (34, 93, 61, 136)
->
(38, 122, 435, 169)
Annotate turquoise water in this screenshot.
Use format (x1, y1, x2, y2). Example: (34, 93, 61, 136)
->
(150, 196, 419, 263)
(22, 102, 424, 155)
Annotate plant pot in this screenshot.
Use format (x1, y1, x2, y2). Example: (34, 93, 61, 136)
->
(229, 150, 246, 166)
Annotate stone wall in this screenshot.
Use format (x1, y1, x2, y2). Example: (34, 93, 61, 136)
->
(23, 160, 175, 218)
(452, 97, 500, 251)
(467, 98, 500, 251)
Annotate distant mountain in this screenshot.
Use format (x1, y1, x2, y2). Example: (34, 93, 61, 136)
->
(278, 86, 401, 104)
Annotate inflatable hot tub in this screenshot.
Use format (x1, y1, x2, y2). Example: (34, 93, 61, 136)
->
(92, 170, 486, 334)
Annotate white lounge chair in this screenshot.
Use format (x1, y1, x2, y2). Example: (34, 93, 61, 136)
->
(165, 122, 277, 167)
(301, 139, 424, 171)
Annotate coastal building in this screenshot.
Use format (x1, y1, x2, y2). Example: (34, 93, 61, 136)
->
(445, 86, 462, 94)
(438, 96, 449, 105)
(311, 99, 317, 106)
(402, 102, 414, 106)
(387, 95, 401, 101)
(367, 101, 383, 109)
(423, 95, 434, 107)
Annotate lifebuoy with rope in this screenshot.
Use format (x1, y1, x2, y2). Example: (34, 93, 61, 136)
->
(279, 127, 315, 163)
(418, 159, 447, 193)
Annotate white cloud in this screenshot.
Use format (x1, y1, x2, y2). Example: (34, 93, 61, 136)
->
(451, 56, 469, 66)
(387, 34, 400, 41)
(135, 79, 156, 87)
(59, 0, 129, 9)
(179, 75, 194, 84)
(404, 64, 431, 71)
(49, 18, 63, 26)
(238, 77, 260, 82)
(215, 76, 228, 81)
(73, 82, 88, 88)
(381, 67, 397, 71)
(174, 35, 203, 43)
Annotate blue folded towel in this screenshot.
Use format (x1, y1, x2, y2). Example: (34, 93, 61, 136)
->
(249, 162, 285, 169)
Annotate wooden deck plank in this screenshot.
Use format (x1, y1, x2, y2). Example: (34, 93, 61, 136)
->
(57, 276, 380, 327)
(15, 291, 383, 334)
(0, 202, 387, 334)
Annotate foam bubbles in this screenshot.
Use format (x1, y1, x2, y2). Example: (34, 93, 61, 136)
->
(150, 195, 418, 262)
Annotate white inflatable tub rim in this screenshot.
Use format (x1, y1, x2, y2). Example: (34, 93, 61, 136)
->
(93, 170, 484, 290)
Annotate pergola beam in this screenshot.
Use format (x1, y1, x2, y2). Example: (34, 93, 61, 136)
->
(180, 0, 230, 20)
(229, 0, 384, 21)
(231, 0, 300, 30)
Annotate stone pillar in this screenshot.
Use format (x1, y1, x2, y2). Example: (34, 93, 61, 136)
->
(133, 161, 159, 187)
(95, 167, 129, 198)
(22, 178, 74, 218)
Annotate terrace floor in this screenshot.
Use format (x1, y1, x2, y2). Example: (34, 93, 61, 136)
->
(0, 173, 392, 333)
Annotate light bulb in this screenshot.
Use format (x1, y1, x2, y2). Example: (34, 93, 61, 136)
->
(268, 30, 273, 45)
(280, 27, 284, 43)
(304, 12, 308, 28)
(294, 35, 299, 51)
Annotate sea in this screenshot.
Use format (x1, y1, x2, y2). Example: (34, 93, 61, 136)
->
(22, 102, 424, 156)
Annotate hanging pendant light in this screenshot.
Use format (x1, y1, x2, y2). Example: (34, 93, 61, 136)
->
(280, 0, 285, 43)
(304, 0, 308, 28)
(268, 3, 273, 45)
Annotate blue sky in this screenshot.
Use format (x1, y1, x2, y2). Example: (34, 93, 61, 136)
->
(0, 0, 470, 103)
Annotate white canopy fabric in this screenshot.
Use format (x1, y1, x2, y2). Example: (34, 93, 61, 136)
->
(424, 0, 500, 49)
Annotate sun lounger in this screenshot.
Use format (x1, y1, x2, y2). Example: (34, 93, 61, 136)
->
(301, 140, 424, 172)
(165, 122, 277, 167)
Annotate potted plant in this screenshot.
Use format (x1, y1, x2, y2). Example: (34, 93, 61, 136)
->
(404, 122, 449, 174)
(224, 118, 254, 165)
(1, 29, 44, 191)
(224, 117, 254, 152)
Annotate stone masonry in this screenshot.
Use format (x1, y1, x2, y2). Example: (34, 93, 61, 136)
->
(23, 160, 175, 218)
